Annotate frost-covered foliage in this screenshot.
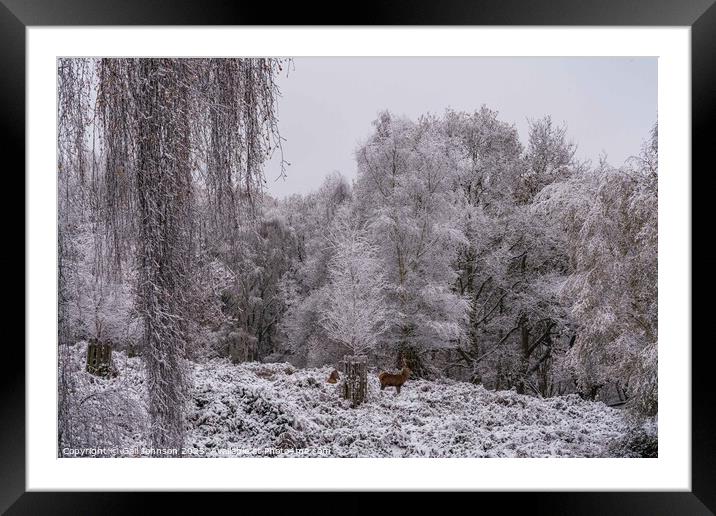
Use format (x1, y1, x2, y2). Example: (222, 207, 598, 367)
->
(355, 112, 470, 375)
(608, 414, 658, 458)
(536, 125, 658, 414)
(59, 343, 148, 456)
(515, 116, 577, 204)
(188, 360, 628, 457)
(215, 207, 298, 360)
(279, 173, 353, 366)
(60, 338, 658, 458)
(444, 108, 576, 396)
(62, 224, 139, 347)
(320, 206, 390, 356)
(61, 349, 633, 457)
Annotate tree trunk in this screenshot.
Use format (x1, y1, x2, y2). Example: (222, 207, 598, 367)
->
(342, 355, 368, 407)
(86, 340, 114, 377)
(516, 322, 530, 394)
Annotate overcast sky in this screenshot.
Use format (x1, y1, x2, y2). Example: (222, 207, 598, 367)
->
(263, 57, 657, 198)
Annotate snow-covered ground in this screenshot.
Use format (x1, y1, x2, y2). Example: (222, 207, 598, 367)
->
(63, 347, 632, 458)
(186, 360, 628, 458)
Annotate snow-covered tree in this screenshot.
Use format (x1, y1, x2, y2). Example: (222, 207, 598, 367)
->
(515, 116, 577, 204)
(437, 109, 576, 396)
(442, 107, 525, 381)
(320, 207, 390, 357)
(60, 57, 287, 454)
(278, 173, 353, 365)
(536, 124, 657, 414)
(355, 112, 469, 375)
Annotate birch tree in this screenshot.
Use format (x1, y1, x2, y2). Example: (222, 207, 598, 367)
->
(320, 207, 390, 357)
(356, 112, 469, 376)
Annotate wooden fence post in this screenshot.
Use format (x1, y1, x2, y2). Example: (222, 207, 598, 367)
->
(342, 355, 368, 407)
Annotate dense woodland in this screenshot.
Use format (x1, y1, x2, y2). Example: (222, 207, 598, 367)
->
(58, 58, 657, 457)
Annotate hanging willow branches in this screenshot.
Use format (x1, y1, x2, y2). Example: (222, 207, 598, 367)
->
(197, 58, 287, 234)
(59, 57, 287, 454)
(57, 58, 96, 451)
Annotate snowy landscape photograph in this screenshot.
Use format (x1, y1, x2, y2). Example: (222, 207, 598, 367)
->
(57, 57, 658, 459)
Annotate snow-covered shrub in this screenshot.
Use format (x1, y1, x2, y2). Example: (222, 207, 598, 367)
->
(59, 342, 148, 456)
(186, 324, 225, 361)
(629, 342, 658, 417)
(182, 360, 629, 458)
(609, 415, 657, 458)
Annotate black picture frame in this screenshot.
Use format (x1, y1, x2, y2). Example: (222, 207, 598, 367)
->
(4, 0, 712, 513)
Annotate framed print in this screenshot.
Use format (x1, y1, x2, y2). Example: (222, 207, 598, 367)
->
(5, 0, 713, 512)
